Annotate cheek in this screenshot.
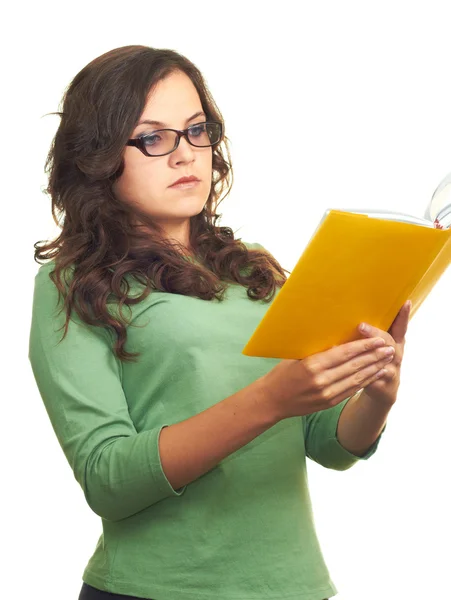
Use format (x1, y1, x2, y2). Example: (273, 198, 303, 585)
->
(114, 158, 162, 202)
(201, 149, 213, 178)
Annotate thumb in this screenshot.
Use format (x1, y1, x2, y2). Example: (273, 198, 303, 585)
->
(389, 300, 411, 344)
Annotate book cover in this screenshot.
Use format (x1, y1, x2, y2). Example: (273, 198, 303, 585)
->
(242, 209, 451, 360)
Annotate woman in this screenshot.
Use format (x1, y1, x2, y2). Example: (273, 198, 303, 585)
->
(29, 44, 410, 600)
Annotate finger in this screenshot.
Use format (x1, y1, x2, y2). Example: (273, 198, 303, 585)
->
(324, 358, 391, 405)
(389, 300, 411, 344)
(359, 301, 412, 346)
(358, 321, 391, 345)
(330, 343, 395, 385)
(317, 336, 388, 371)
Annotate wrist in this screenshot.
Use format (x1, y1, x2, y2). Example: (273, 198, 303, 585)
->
(360, 388, 397, 409)
(252, 375, 282, 427)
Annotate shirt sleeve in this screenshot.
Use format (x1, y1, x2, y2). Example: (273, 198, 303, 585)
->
(302, 395, 386, 471)
(28, 266, 186, 522)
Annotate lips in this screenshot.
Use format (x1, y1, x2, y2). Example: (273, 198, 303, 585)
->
(169, 175, 200, 187)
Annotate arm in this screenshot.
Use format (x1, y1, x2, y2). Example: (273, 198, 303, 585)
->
(334, 299, 411, 457)
(29, 266, 279, 522)
(336, 389, 390, 457)
(303, 390, 386, 471)
(158, 378, 277, 491)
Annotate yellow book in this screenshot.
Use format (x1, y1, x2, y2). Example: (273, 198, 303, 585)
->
(242, 206, 451, 360)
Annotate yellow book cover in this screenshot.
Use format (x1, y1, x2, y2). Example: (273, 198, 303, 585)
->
(242, 208, 451, 360)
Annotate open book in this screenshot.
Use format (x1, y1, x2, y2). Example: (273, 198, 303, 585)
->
(242, 173, 451, 360)
(318, 203, 450, 231)
(316, 171, 451, 232)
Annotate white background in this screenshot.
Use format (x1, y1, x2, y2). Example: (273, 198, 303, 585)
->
(4, 1, 450, 599)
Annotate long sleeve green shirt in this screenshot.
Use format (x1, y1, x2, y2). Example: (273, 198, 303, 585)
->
(28, 242, 384, 600)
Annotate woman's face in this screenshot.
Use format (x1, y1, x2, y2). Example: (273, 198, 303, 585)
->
(113, 70, 213, 246)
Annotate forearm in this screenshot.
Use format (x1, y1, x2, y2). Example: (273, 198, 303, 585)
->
(159, 376, 279, 490)
(336, 390, 392, 457)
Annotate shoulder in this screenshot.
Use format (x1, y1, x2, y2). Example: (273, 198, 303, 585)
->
(32, 260, 56, 288)
(242, 241, 267, 252)
(32, 259, 77, 306)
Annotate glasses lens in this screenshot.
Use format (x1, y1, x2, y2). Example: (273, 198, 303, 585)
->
(141, 122, 222, 156)
(188, 122, 222, 147)
(142, 130, 178, 156)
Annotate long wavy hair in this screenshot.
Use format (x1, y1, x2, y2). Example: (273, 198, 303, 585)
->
(34, 45, 290, 363)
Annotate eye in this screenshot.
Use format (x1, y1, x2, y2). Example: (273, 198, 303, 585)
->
(189, 123, 207, 137)
(141, 133, 163, 147)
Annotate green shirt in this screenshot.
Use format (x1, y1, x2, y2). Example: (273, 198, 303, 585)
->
(28, 242, 384, 600)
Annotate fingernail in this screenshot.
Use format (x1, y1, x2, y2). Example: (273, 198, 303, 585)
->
(359, 323, 369, 333)
(407, 300, 412, 310)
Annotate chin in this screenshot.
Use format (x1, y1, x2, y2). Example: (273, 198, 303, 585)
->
(188, 204, 206, 218)
(183, 197, 208, 214)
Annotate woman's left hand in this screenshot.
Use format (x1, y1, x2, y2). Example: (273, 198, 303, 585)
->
(357, 300, 412, 406)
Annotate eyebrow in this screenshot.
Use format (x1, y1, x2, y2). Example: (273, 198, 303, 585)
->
(137, 111, 207, 128)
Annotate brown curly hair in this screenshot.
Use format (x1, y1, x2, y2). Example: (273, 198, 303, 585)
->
(34, 45, 290, 363)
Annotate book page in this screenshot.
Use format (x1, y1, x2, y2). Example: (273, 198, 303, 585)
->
(319, 208, 434, 228)
(425, 173, 451, 229)
(329, 208, 434, 227)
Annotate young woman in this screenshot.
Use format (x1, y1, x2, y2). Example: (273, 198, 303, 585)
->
(29, 45, 410, 600)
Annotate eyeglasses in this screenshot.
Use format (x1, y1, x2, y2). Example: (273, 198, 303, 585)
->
(126, 121, 223, 157)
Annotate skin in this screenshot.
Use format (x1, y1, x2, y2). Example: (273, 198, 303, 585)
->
(112, 70, 213, 253)
(358, 299, 412, 406)
(332, 300, 411, 456)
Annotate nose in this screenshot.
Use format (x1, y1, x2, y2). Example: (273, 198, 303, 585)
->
(172, 133, 195, 162)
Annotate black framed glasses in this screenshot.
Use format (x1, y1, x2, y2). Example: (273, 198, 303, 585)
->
(126, 121, 223, 157)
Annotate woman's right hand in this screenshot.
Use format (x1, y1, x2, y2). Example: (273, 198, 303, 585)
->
(259, 336, 396, 421)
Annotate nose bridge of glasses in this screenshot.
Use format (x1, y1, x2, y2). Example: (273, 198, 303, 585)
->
(174, 127, 197, 151)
